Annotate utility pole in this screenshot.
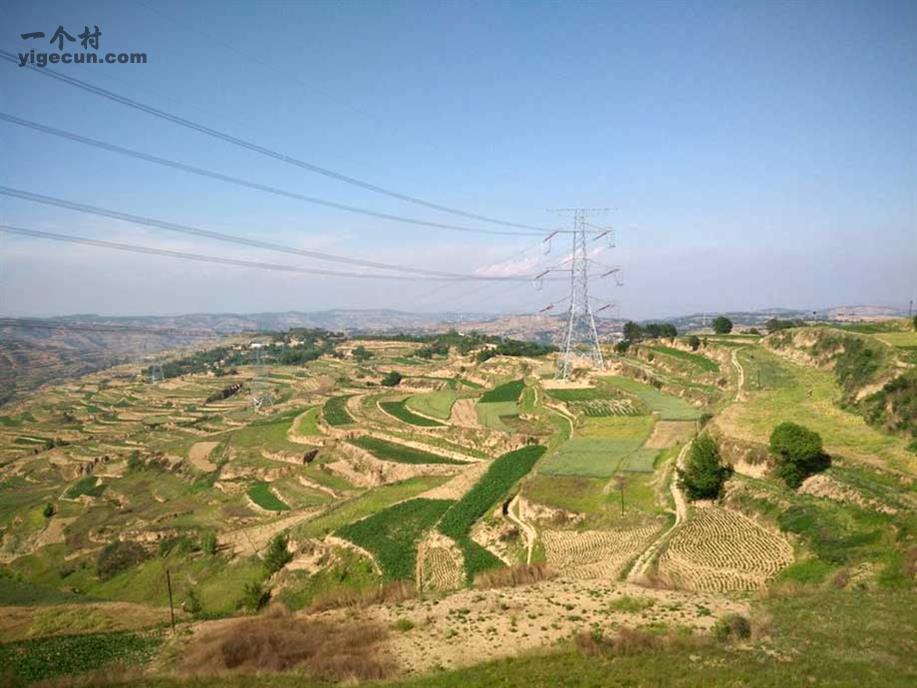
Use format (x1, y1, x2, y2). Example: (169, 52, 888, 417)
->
(166, 568, 176, 633)
(554, 209, 617, 380)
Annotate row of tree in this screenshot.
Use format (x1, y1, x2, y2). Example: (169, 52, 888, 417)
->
(678, 422, 831, 499)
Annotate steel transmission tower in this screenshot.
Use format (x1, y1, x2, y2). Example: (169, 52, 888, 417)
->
(552, 209, 618, 380)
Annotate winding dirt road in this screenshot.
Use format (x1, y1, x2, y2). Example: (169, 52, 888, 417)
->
(626, 440, 691, 583)
(505, 495, 537, 564)
(731, 349, 746, 402)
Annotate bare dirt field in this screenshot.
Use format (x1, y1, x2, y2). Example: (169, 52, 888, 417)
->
(188, 441, 220, 471)
(309, 577, 748, 675)
(645, 421, 695, 449)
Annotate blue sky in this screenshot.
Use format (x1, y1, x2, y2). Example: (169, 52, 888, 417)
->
(1, 0, 914, 319)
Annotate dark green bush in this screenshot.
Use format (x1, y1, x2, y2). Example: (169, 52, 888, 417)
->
(713, 614, 751, 642)
(381, 371, 403, 387)
(769, 422, 831, 488)
(239, 581, 270, 612)
(96, 541, 148, 581)
(263, 533, 293, 576)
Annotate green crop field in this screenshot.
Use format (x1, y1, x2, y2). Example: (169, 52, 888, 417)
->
(292, 475, 448, 540)
(0, 630, 162, 684)
(405, 389, 458, 420)
(538, 437, 643, 477)
(64, 476, 106, 499)
(539, 416, 657, 477)
(618, 447, 660, 472)
(544, 387, 603, 401)
(246, 481, 289, 511)
(226, 407, 306, 456)
(650, 345, 720, 373)
(480, 378, 525, 403)
(323, 395, 355, 426)
(439, 445, 545, 580)
(293, 406, 321, 435)
(349, 436, 465, 465)
(379, 399, 445, 427)
(475, 400, 519, 431)
(336, 498, 453, 580)
(599, 375, 702, 420)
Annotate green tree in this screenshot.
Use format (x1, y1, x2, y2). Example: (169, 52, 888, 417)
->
(712, 316, 733, 334)
(687, 335, 701, 351)
(381, 370, 403, 387)
(352, 345, 373, 362)
(614, 340, 630, 355)
(769, 422, 831, 488)
(623, 321, 642, 341)
(263, 533, 293, 575)
(678, 435, 732, 500)
(42, 503, 55, 518)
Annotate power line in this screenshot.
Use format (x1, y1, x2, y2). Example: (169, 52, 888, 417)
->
(0, 186, 557, 282)
(0, 112, 547, 239)
(0, 224, 549, 282)
(0, 48, 553, 234)
(131, 0, 387, 129)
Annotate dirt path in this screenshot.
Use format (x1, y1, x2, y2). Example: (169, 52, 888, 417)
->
(731, 349, 746, 402)
(505, 495, 537, 565)
(626, 440, 691, 583)
(222, 507, 325, 557)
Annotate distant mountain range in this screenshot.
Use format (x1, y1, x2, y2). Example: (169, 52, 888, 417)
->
(0, 305, 908, 404)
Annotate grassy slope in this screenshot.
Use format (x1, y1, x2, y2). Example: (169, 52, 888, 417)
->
(725, 348, 912, 471)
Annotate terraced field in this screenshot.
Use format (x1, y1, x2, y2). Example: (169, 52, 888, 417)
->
(599, 375, 702, 420)
(349, 436, 465, 465)
(542, 525, 660, 579)
(323, 395, 355, 426)
(656, 507, 794, 592)
(2, 324, 914, 686)
(406, 389, 459, 420)
(336, 498, 454, 581)
(379, 399, 445, 427)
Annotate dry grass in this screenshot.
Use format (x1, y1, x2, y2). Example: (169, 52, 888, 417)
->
(308, 580, 416, 612)
(575, 626, 703, 657)
(179, 604, 394, 681)
(473, 563, 554, 589)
